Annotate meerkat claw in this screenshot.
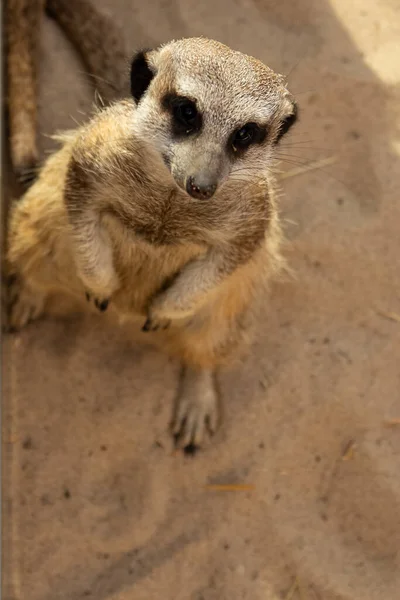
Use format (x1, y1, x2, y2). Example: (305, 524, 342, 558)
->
(172, 370, 219, 450)
(142, 317, 171, 332)
(85, 291, 109, 311)
(94, 298, 109, 312)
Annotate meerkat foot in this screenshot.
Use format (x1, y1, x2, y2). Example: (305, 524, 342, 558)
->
(172, 367, 220, 450)
(4, 275, 46, 332)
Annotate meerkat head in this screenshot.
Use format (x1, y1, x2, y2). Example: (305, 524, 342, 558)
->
(130, 38, 297, 200)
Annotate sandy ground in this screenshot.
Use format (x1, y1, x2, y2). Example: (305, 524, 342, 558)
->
(3, 0, 400, 598)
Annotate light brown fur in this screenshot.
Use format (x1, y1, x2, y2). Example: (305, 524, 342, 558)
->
(5, 0, 128, 185)
(5, 38, 297, 448)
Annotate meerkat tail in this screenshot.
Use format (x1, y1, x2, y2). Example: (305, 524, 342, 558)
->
(45, 0, 129, 104)
(6, 0, 43, 184)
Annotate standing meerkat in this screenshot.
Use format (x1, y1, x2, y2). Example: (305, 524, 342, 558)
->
(5, 0, 128, 185)
(5, 38, 298, 449)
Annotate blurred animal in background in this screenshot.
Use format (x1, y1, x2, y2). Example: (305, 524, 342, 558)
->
(4, 0, 128, 187)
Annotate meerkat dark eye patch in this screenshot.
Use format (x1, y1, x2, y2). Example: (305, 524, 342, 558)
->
(130, 49, 154, 103)
(162, 94, 202, 137)
(275, 102, 298, 144)
(230, 123, 266, 154)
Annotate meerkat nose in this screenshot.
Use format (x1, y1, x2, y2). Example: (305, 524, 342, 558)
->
(186, 175, 217, 200)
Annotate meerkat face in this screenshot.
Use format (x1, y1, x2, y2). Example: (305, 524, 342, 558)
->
(130, 38, 297, 200)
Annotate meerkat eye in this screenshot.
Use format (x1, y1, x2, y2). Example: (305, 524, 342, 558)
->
(173, 99, 199, 131)
(175, 102, 197, 124)
(232, 123, 259, 150)
(162, 94, 202, 136)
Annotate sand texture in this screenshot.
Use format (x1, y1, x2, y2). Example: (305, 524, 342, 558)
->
(3, 0, 400, 598)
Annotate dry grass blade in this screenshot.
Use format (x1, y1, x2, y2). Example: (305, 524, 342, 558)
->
(376, 310, 400, 323)
(383, 418, 400, 427)
(342, 440, 356, 461)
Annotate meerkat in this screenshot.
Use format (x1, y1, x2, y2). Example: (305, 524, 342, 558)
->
(5, 0, 128, 185)
(5, 38, 298, 449)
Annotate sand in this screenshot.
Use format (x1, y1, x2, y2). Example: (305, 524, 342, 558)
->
(3, 0, 400, 598)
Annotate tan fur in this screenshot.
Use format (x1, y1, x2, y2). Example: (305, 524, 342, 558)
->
(5, 38, 296, 448)
(5, 0, 128, 184)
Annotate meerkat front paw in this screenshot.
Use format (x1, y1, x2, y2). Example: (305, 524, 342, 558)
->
(146, 294, 195, 328)
(172, 368, 220, 451)
(80, 270, 117, 313)
(142, 316, 171, 332)
(85, 291, 110, 312)
(3, 274, 46, 332)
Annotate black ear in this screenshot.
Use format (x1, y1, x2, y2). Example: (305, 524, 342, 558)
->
(130, 50, 155, 103)
(275, 101, 298, 144)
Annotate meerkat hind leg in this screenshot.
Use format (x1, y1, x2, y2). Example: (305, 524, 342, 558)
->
(172, 366, 220, 449)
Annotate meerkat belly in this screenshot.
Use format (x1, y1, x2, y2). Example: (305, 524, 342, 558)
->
(108, 225, 206, 316)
